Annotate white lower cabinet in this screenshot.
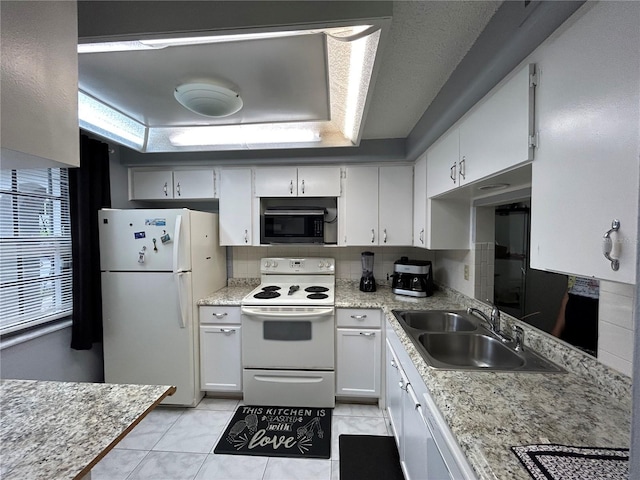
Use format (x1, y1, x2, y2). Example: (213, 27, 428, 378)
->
(386, 322, 476, 479)
(199, 306, 242, 392)
(336, 309, 382, 398)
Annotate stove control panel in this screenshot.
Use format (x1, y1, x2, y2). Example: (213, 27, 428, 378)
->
(260, 257, 335, 274)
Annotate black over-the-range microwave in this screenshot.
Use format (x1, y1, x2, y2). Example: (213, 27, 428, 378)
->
(260, 206, 326, 244)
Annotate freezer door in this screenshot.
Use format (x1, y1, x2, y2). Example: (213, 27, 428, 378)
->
(98, 209, 191, 272)
(101, 271, 199, 406)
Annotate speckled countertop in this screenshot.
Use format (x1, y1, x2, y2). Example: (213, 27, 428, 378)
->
(0, 380, 175, 480)
(199, 279, 632, 480)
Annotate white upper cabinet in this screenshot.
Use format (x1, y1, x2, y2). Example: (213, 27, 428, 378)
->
(219, 168, 253, 246)
(413, 154, 427, 247)
(426, 63, 536, 198)
(458, 64, 535, 186)
(129, 169, 216, 200)
(1, 1, 79, 169)
(530, 1, 638, 284)
(426, 128, 460, 198)
(342, 165, 413, 246)
(379, 165, 413, 246)
(254, 166, 341, 197)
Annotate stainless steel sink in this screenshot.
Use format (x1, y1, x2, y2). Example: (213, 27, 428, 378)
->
(392, 309, 565, 373)
(418, 333, 525, 369)
(394, 310, 478, 332)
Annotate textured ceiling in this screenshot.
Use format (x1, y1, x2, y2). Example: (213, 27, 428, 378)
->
(363, 1, 501, 139)
(77, 1, 503, 151)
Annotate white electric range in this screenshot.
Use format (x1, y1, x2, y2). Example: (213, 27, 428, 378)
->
(241, 258, 336, 408)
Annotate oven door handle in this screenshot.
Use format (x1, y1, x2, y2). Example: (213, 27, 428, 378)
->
(241, 306, 334, 319)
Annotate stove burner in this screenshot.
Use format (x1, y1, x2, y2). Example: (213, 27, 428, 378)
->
(261, 285, 281, 292)
(307, 293, 329, 300)
(254, 291, 281, 299)
(305, 286, 329, 293)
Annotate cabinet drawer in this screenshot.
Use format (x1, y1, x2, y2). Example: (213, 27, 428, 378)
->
(199, 306, 241, 325)
(336, 308, 382, 328)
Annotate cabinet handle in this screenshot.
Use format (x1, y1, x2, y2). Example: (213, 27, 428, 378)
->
(301, 179, 305, 194)
(399, 380, 409, 392)
(220, 328, 236, 335)
(450, 163, 457, 184)
(602, 219, 621, 271)
(359, 332, 376, 337)
(383, 229, 387, 244)
(213, 312, 228, 319)
(289, 180, 294, 195)
(163, 182, 168, 196)
(419, 228, 424, 244)
(176, 182, 181, 196)
(459, 156, 466, 180)
(371, 229, 375, 243)
(350, 314, 367, 320)
(390, 359, 398, 369)
(244, 229, 249, 244)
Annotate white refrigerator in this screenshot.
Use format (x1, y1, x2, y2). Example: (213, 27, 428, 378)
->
(98, 208, 227, 406)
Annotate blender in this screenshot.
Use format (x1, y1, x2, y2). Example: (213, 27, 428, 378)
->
(359, 251, 376, 292)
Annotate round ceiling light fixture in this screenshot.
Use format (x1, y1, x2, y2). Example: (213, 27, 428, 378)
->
(174, 81, 243, 117)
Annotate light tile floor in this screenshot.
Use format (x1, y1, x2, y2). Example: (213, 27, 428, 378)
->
(92, 398, 392, 480)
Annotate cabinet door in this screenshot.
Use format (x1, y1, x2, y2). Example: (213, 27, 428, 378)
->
(458, 64, 535, 186)
(385, 340, 404, 444)
(413, 154, 427, 247)
(200, 325, 242, 391)
(530, 2, 638, 284)
(426, 128, 459, 198)
(130, 170, 174, 200)
(342, 166, 379, 245)
(379, 165, 413, 246)
(336, 328, 381, 398)
(254, 167, 297, 196)
(173, 170, 215, 199)
(1, 1, 80, 169)
(297, 166, 341, 197)
(219, 168, 252, 245)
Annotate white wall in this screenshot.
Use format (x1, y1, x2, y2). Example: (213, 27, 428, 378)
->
(0, 324, 104, 382)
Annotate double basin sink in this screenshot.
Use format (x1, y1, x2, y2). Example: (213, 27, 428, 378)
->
(393, 310, 564, 373)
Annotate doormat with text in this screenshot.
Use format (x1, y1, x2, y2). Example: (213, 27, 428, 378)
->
(214, 405, 332, 459)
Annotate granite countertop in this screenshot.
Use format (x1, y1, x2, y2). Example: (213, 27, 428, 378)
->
(198, 279, 632, 480)
(0, 380, 176, 480)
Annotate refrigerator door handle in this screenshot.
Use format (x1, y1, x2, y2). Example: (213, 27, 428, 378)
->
(176, 272, 187, 328)
(173, 214, 184, 274)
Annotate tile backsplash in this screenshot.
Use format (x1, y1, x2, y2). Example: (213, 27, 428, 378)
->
(230, 246, 434, 282)
(598, 280, 636, 377)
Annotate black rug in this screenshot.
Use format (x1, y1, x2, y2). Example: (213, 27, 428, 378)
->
(511, 444, 629, 480)
(214, 405, 332, 459)
(339, 435, 404, 480)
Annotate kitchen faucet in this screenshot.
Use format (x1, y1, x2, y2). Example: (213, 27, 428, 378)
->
(467, 302, 512, 342)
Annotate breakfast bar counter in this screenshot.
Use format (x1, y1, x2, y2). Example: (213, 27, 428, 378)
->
(0, 379, 176, 480)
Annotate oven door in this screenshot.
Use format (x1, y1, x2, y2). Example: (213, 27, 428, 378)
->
(241, 306, 335, 369)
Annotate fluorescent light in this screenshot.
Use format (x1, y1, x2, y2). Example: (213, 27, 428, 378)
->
(78, 91, 146, 150)
(169, 124, 321, 147)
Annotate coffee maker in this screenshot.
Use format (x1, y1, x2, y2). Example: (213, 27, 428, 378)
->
(359, 251, 376, 292)
(391, 257, 433, 297)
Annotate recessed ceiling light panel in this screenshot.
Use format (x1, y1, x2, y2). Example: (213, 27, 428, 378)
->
(174, 82, 243, 117)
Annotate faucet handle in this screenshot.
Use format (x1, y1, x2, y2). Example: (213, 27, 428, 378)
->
(512, 325, 525, 351)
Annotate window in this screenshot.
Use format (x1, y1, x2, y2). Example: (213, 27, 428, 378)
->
(0, 169, 72, 334)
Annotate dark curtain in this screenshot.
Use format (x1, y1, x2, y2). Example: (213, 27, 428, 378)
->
(69, 134, 111, 350)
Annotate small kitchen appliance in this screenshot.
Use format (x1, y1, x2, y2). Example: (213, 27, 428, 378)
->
(241, 258, 336, 408)
(392, 257, 433, 297)
(359, 251, 376, 292)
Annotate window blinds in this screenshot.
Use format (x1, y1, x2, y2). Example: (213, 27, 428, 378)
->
(0, 169, 72, 334)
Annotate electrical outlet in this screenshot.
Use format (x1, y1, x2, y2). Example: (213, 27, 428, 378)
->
(464, 264, 469, 281)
